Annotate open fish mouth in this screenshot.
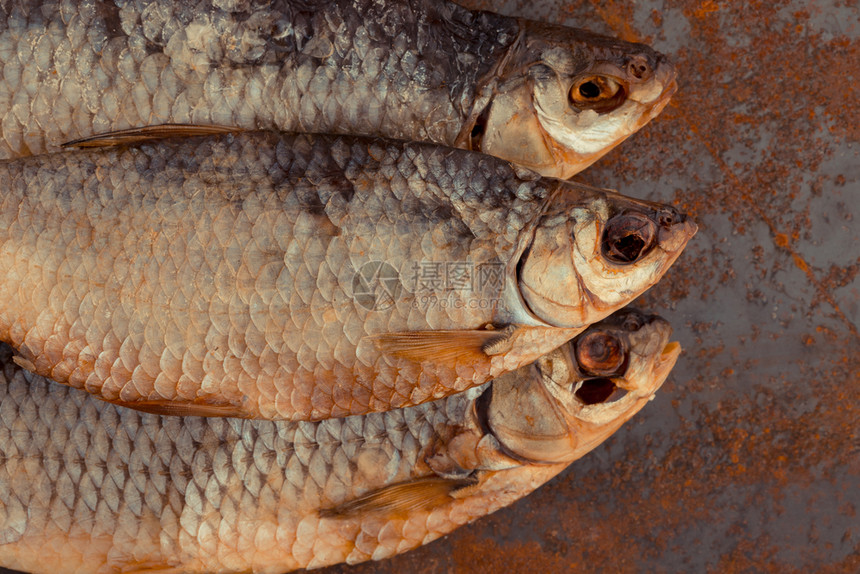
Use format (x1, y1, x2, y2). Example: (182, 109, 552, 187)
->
(572, 339, 680, 407)
(573, 377, 627, 405)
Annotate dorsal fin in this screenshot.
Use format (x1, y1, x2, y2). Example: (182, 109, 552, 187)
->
(61, 124, 240, 148)
(319, 476, 476, 520)
(105, 398, 251, 419)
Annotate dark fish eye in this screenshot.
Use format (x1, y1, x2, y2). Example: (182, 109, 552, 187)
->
(601, 212, 657, 264)
(569, 75, 626, 113)
(579, 81, 601, 99)
(575, 378, 621, 405)
(575, 331, 627, 376)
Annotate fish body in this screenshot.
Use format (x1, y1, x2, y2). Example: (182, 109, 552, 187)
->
(0, 130, 695, 420)
(0, 310, 681, 574)
(0, 0, 676, 176)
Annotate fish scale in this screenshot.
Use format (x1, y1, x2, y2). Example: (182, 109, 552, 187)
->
(0, 0, 675, 177)
(0, 0, 505, 156)
(0, 129, 693, 419)
(0, 309, 679, 573)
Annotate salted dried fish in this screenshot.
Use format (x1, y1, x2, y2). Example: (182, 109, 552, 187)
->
(0, 0, 676, 177)
(0, 309, 680, 573)
(0, 130, 694, 419)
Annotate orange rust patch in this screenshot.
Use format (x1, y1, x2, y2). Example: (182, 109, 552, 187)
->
(583, 0, 640, 42)
(692, 1, 720, 19)
(773, 233, 789, 248)
(792, 254, 809, 273)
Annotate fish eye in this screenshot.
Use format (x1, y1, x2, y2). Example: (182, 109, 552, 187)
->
(579, 82, 601, 99)
(575, 378, 623, 405)
(601, 212, 657, 264)
(569, 76, 626, 113)
(575, 331, 627, 376)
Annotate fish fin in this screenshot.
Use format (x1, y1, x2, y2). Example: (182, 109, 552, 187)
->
(111, 552, 186, 574)
(319, 476, 477, 520)
(11, 354, 36, 372)
(106, 398, 251, 418)
(61, 124, 240, 148)
(120, 564, 186, 574)
(371, 328, 514, 366)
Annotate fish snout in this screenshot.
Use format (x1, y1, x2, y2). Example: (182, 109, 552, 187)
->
(653, 53, 678, 88)
(621, 315, 677, 392)
(656, 206, 697, 251)
(625, 54, 654, 81)
(625, 313, 672, 356)
(646, 315, 674, 346)
(626, 51, 677, 107)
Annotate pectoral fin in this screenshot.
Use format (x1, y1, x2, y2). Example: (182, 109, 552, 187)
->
(371, 327, 515, 367)
(62, 124, 239, 148)
(319, 476, 477, 520)
(106, 398, 251, 419)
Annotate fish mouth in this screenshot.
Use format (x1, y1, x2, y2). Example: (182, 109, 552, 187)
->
(653, 341, 682, 382)
(647, 75, 678, 120)
(659, 341, 682, 362)
(682, 219, 698, 239)
(575, 339, 680, 406)
(661, 76, 679, 103)
(654, 54, 679, 99)
(573, 377, 625, 405)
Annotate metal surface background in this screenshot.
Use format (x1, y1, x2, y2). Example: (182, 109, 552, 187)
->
(323, 0, 859, 572)
(0, 1, 855, 573)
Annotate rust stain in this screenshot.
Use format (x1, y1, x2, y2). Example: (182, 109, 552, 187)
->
(452, 536, 573, 573)
(692, 0, 720, 19)
(583, 0, 859, 342)
(680, 113, 858, 340)
(582, 1, 639, 42)
(773, 233, 790, 249)
(792, 254, 809, 273)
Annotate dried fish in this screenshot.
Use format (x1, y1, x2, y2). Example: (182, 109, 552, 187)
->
(0, 0, 676, 177)
(0, 309, 680, 573)
(0, 130, 695, 419)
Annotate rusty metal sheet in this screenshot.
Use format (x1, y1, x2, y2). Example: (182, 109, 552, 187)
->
(322, 0, 859, 572)
(0, 1, 856, 573)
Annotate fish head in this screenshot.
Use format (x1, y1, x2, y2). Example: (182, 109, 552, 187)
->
(512, 184, 697, 328)
(482, 309, 680, 464)
(479, 21, 677, 179)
